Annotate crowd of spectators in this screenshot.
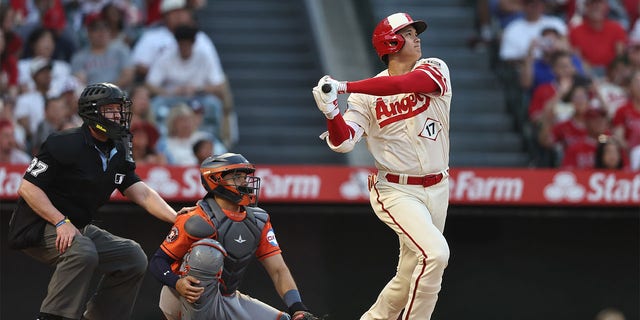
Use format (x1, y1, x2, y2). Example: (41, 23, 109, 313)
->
(0, 0, 235, 166)
(473, 0, 640, 171)
(3, 0, 638, 171)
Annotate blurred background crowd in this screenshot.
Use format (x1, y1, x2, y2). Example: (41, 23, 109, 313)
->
(0, 1, 636, 319)
(0, 0, 235, 167)
(472, 0, 640, 171)
(1, 0, 639, 172)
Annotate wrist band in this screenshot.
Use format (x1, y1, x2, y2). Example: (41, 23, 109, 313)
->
(283, 289, 302, 307)
(288, 301, 308, 315)
(337, 81, 347, 94)
(55, 217, 70, 228)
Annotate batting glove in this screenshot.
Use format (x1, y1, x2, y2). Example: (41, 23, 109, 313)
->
(320, 75, 347, 94)
(312, 76, 345, 119)
(312, 85, 338, 119)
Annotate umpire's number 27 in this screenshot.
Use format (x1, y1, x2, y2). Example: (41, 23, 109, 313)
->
(26, 157, 49, 177)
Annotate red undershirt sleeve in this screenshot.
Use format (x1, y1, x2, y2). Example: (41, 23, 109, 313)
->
(326, 113, 355, 146)
(346, 68, 441, 96)
(325, 66, 445, 146)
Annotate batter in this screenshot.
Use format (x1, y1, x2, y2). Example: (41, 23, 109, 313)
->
(311, 12, 452, 320)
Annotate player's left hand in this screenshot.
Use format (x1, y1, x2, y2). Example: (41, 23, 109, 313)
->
(319, 75, 347, 94)
(176, 275, 204, 303)
(292, 311, 319, 320)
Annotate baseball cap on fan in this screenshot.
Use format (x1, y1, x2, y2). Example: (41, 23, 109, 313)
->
(48, 76, 81, 99)
(30, 57, 53, 77)
(161, 0, 187, 13)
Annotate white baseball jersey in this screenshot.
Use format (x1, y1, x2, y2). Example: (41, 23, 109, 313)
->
(344, 58, 452, 175)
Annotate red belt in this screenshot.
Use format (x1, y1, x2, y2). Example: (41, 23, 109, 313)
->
(385, 173, 444, 187)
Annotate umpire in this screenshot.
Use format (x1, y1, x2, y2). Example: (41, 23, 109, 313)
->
(8, 82, 178, 320)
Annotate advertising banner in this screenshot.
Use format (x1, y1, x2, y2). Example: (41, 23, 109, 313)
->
(1, 164, 638, 206)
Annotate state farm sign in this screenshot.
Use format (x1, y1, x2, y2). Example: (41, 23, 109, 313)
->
(449, 169, 640, 206)
(450, 171, 524, 202)
(257, 168, 321, 199)
(1, 164, 638, 206)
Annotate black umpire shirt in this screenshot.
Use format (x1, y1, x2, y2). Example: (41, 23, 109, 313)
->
(14, 124, 141, 229)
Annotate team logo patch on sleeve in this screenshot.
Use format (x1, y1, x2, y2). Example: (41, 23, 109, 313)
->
(266, 229, 278, 247)
(166, 226, 179, 243)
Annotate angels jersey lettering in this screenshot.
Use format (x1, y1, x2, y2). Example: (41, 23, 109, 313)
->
(345, 58, 452, 174)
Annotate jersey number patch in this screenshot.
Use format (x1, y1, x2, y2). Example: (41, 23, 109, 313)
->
(419, 118, 442, 141)
(26, 157, 48, 177)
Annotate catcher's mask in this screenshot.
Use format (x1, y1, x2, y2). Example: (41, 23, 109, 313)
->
(78, 82, 132, 140)
(372, 12, 427, 64)
(200, 153, 261, 206)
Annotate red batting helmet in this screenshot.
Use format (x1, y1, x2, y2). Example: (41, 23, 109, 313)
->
(372, 13, 427, 61)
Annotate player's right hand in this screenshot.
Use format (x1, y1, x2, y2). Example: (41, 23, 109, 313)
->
(55, 223, 80, 254)
(177, 206, 197, 215)
(176, 275, 204, 303)
(312, 76, 339, 119)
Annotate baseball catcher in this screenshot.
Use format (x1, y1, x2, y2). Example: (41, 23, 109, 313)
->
(149, 153, 319, 320)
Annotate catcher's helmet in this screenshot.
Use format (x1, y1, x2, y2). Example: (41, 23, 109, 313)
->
(372, 12, 427, 62)
(78, 82, 132, 140)
(200, 153, 261, 206)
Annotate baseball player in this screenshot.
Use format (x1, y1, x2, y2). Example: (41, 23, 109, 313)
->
(7, 82, 178, 320)
(148, 153, 318, 320)
(311, 12, 452, 320)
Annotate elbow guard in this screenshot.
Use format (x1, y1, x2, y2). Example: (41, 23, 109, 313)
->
(321, 121, 364, 153)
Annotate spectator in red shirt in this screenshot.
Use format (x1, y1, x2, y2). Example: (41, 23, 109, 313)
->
(612, 69, 640, 150)
(0, 4, 23, 59)
(539, 84, 594, 166)
(529, 51, 591, 126)
(10, 0, 75, 63)
(569, 0, 628, 77)
(612, 69, 640, 169)
(593, 55, 630, 118)
(561, 106, 610, 169)
(1, 28, 19, 99)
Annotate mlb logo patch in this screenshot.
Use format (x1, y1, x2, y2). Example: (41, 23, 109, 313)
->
(114, 173, 125, 184)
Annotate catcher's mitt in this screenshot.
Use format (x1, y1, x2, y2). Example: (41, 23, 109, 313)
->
(292, 311, 319, 320)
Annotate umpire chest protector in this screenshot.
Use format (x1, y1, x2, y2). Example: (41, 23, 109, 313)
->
(198, 197, 267, 294)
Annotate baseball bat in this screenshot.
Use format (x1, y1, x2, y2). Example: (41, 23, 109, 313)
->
(321, 84, 332, 93)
